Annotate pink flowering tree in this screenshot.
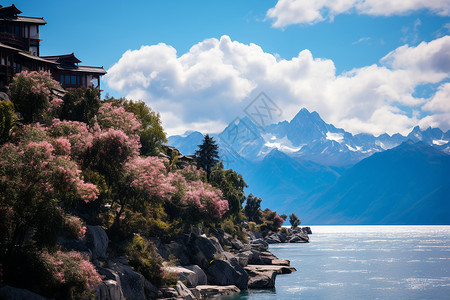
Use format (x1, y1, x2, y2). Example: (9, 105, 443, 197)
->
(94, 102, 142, 136)
(38, 250, 102, 299)
(8, 71, 62, 123)
(0, 140, 98, 250)
(112, 156, 171, 231)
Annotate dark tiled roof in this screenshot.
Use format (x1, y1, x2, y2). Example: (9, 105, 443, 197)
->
(19, 52, 58, 64)
(0, 41, 21, 51)
(57, 65, 107, 75)
(41, 53, 82, 63)
(3, 16, 47, 25)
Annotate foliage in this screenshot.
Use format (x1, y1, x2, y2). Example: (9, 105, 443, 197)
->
(122, 99, 167, 156)
(0, 139, 98, 250)
(125, 235, 177, 287)
(38, 250, 102, 299)
(244, 193, 262, 224)
(62, 215, 87, 239)
(60, 87, 101, 123)
(8, 71, 61, 123)
(195, 134, 219, 176)
(289, 213, 301, 228)
(94, 102, 142, 136)
(0, 100, 16, 143)
(260, 208, 284, 232)
(209, 162, 247, 219)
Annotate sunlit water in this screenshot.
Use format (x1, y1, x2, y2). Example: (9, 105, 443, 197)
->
(222, 226, 450, 300)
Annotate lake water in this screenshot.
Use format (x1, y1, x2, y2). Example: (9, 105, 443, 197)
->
(223, 226, 450, 300)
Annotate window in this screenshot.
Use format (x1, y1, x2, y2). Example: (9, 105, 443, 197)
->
(65, 75, 70, 84)
(60, 75, 64, 84)
(71, 75, 78, 85)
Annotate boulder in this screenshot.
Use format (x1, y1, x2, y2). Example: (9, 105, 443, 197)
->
(206, 259, 248, 290)
(149, 238, 170, 260)
(189, 236, 224, 269)
(164, 266, 198, 288)
(245, 264, 296, 275)
(86, 225, 109, 260)
(184, 265, 207, 285)
(302, 227, 312, 234)
(95, 267, 125, 300)
(109, 260, 146, 300)
(174, 281, 196, 300)
(159, 287, 178, 298)
(194, 285, 240, 298)
(246, 269, 277, 289)
(289, 233, 309, 243)
(167, 241, 191, 266)
(250, 239, 269, 251)
(265, 233, 281, 244)
(0, 286, 46, 300)
(231, 238, 244, 250)
(95, 280, 125, 300)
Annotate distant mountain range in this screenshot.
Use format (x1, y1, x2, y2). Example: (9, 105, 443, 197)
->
(168, 108, 450, 225)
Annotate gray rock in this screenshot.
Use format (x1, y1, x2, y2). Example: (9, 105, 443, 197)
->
(174, 281, 196, 300)
(189, 288, 201, 300)
(247, 270, 277, 289)
(189, 236, 224, 269)
(206, 259, 248, 290)
(194, 285, 240, 298)
(0, 286, 46, 300)
(149, 238, 170, 260)
(109, 260, 146, 300)
(289, 233, 309, 243)
(164, 266, 198, 288)
(86, 225, 109, 260)
(184, 265, 207, 285)
(245, 264, 296, 274)
(231, 238, 244, 250)
(250, 239, 269, 251)
(167, 241, 191, 266)
(159, 287, 178, 298)
(95, 280, 125, 300)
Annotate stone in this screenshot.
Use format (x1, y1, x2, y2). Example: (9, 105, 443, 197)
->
(109, 260, 146, 300)
(0, 286, 46, 300)
(164, 266, 198, 288)
(250, 239, 269, 251)
(159, 287, 178, 298)
(86, 225, 109, 260)
(95, 280, 125, 300)
(174, 281, 196, 300)
(189, 235, 224, 269)
(303, 227, 312, 234)
(247, 270, 277, 289)
(149, 238, 170, 260)
(245, 264, 296, 274)
(289, 233, 309, 243)
(184, 265, 207, 285)
(194, 285, 240, 298)
(231, 238, 244, 250)
(206, 259, 248, 290)
(167, 241, 191, 266)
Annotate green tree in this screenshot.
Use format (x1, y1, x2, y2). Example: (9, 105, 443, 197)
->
(195, 134, 219, 177)
(0, 100, 16, 143)
(244, 193, 262, 223)
(122, 99, 167, 156)
(60, 87, 101, 123)
(289, 213, 300, 228)
(209, 162, 247, 219)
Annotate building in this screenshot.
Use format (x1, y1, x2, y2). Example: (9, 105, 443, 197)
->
(0, 4, 106, 90)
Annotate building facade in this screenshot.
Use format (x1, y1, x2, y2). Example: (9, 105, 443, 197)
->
(0, 4, 106, 90)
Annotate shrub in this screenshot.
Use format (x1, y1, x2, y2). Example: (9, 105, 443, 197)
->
(60, 87, 101, 123)
(0, 100, 16, 143)
(125, 235, 168, 287)
(8, 71, 61, 123)
(38, 250, 102, 299)
(63, 215, 87, 239)
(289, 213, 301, 229)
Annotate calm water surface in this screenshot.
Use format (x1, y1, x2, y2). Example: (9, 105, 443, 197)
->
(223, 226, 450, 300)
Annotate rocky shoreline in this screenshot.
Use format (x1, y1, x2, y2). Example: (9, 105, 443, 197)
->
(0, 226, 311, 300)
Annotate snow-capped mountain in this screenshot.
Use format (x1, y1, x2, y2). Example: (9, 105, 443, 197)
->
(169, 107, 450, 167)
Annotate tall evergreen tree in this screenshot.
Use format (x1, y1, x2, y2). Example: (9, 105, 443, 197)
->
(195, 134, 219, 176)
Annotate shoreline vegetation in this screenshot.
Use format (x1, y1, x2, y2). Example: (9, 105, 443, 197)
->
(0, 71, 309, 300)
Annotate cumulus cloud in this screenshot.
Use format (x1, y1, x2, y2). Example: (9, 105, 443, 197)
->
(105, 35, 450, 136)
(266, 0, 450, 27)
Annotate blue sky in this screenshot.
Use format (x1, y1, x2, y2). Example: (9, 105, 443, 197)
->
(9, 0, 450, 136)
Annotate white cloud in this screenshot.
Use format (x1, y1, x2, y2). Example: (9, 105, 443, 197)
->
(105, 35, 450, 136)
(266, 0, 450, 27)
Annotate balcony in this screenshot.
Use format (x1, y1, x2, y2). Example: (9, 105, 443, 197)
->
(0, 32, 26, 50)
